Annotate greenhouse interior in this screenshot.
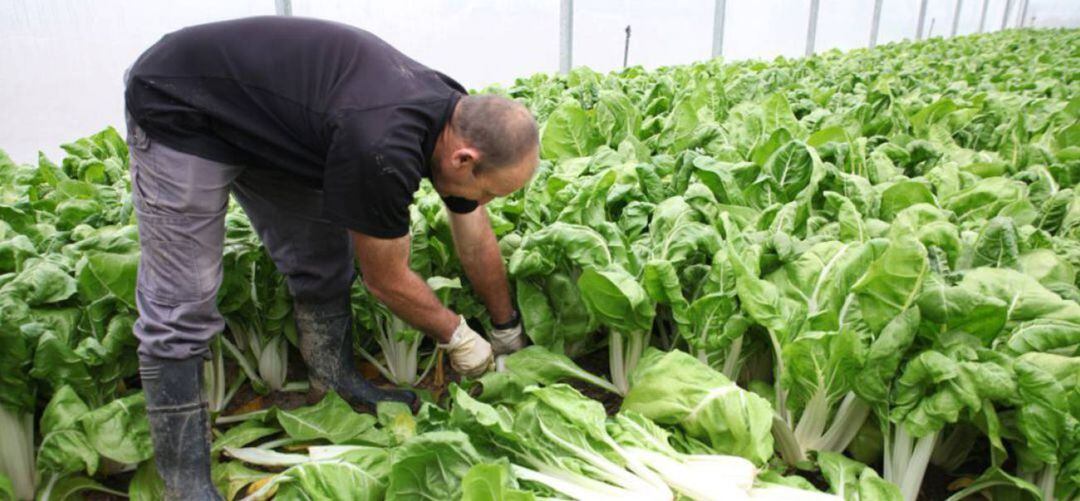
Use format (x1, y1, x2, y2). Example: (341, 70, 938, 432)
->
(2, 0, 1080, 500)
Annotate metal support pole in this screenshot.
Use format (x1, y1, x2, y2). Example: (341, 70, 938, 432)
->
(274, 0, 291, 16)
(978, 0, 990, 32)
(1000, 0, 1013, 30)
(623, 26, 631, 68)
(869, 0, 884, 47)
(559, 0, 573, 74)
(1018, 0, 1030, 27)
(951, 0, 963, 36)
(805, 0, 820, 56)
(711, 0, 727, 58)
(916, 0, 929, 40)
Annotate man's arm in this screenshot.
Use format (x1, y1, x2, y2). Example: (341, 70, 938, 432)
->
(447, 207, 515, 325)
(351, 231, 459, 343)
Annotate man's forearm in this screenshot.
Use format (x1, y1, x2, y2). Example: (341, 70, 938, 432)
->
(456, 223, 515, 325)
(364, 271, 460, 343)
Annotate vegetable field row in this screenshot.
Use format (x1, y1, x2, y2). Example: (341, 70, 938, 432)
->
(1, 28, 1079, 500)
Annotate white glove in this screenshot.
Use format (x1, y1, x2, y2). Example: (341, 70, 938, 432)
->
(489, 312, 527, 355)
(438, 316, 495, 378)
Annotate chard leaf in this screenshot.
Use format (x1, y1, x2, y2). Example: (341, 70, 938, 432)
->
(275, 391, 377, 444)
(386, 431, 482, 500)
(852, 237, 928, 333)
(622, 350, 774, 465)
(818, 451, 901, 501)
(78, 391, 153, 465)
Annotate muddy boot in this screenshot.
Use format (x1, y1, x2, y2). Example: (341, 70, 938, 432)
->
(140, 356, 223, 501)
(294, 296, 417, 409)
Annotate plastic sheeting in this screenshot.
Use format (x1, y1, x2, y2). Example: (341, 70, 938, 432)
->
(2, 0, 1078, 163)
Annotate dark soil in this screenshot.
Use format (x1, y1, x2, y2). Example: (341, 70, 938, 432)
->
(922, 464, 968, 501)
(570, 346, 624, 414)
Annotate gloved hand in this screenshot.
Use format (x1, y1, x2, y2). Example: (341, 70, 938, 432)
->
(439, 316, 495, 377)
(489, 311, 527, 355)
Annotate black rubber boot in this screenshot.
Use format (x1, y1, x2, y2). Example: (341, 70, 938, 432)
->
(139, 356, 223, 501)
(294, 296, 417, 409)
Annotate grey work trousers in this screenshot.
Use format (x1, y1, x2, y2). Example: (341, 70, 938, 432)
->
(127, 116, 356, 360)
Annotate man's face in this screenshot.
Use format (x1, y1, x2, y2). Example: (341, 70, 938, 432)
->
(432, 145, 538, 205)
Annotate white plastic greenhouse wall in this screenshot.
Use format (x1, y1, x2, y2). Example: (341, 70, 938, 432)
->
(2, 0, 1079, 164)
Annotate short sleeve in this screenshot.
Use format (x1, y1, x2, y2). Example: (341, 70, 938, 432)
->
(442, 195, 478, 214)
(322, 116, 421, 238)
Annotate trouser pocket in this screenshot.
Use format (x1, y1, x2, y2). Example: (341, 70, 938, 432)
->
(137, 232, 206, 303)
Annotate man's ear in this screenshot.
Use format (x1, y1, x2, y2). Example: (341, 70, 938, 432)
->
(452, 147, 480, 171)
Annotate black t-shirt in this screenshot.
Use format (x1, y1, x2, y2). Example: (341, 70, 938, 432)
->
(125, 16, 478, 238)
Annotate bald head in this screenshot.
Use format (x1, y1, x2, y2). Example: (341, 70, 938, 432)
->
(450, 94, 539, 172)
